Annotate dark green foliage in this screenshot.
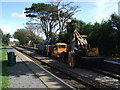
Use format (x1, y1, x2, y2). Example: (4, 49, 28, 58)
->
(24, 3, 58, 40)
(13, 29, 43, 46)
(59, 14, 120, 56)
(110, 13, 120, 55)
(13, 29, 31, 45)
(0, 29, 11, 45)
(81, 14, 120, 56)
(25, 3, 57, 18)
(59, 18, 86, 44)
(24, 2, 79, 41)
(79, 20, 118, 56)
(29, 31, 43, 45)
(95, 21, 115, 56)
(57, 31, 69, 44)
(2, 33, 11, 45)
(24, 2, 120, 56)
(0, 29, 3, 45)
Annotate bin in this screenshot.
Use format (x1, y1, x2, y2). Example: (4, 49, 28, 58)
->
(7, 52, 16, 66)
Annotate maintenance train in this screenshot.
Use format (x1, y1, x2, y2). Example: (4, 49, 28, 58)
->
(37, 30, 105, 68)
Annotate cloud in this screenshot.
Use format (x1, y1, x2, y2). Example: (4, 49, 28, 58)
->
(93, 0, 119, 23)
(1, 24, 23, 34)
(11, 11, 26, 18)
(1, 26, 12, 34)
(1, 25, 19, 41)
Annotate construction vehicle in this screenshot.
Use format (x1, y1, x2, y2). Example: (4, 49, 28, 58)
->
(52, 43, 67, 58)
(38, 41, 67, 57)
(61, 30, 104, 67)
(38, 40, 54, 56)
(38, 31, 104, 67)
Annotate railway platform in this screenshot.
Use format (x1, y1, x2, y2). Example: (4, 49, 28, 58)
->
(7, 47, 73, 89)
(11, 46, 120, 89)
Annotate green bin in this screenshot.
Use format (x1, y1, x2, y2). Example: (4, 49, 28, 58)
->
(7, 52, 16, 66)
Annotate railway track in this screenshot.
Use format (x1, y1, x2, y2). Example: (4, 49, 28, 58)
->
(13, 46, 119, 90)
(85, 67, 120, 80)
(59, 58, 120, 80)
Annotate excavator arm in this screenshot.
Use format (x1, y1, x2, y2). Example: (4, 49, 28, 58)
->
(74, 30, 87, 49)
(68, 30, 88, 67)
(68, 30, 104, 68)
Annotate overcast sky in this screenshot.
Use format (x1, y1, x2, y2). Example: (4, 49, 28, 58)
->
(0, 0, 119, 36)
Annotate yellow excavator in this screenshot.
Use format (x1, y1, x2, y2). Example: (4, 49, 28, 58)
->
(68, 30, 104, 67)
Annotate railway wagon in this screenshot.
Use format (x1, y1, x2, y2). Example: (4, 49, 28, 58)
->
(38, 40, 54, 56)
(37, 30, 105, 68)
(38, 40, 67, 57)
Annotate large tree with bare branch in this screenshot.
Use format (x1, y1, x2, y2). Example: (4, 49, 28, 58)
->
(24, 22, 43, 37)
(24, 1, 80, 40)
(50, 1, 80, 32)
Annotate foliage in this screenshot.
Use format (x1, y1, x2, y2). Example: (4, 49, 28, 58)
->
(24, 22, 43, 37)
(13, 29, 31, 45)
(13, 29, 43, 46)
(57, 31, 69, 44)
(0, 29, 3, 45)
(24, 22, 44, 46)
(50, 1, 80, 32)
(110, 13, 120, 55)
(24, 3, 58, 40)
(59, 18, 86, 44)
(24, 2, 80, 40)
(2, 33, 11, 45)
(22, 2, 120, 56)
(92, 21, 115, 55)
(60, 14, 120, 56)
(28, 31, 43, 46)
(80, 14, 120, 56)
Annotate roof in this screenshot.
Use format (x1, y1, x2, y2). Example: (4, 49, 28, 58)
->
(81, 35, 87, 37)
(55, 43, 67, 45)
(40, 40, 52, 45)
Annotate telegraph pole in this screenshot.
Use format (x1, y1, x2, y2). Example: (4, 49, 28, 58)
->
(118, 1, 120, 16)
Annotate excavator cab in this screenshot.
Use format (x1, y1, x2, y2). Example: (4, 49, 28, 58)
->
(52, 43, 67, 58)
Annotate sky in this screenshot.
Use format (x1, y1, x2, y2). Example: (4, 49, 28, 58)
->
(0, 0, 120, 39)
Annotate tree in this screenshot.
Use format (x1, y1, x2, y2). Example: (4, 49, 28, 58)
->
(0, 29, 3, 45)
(110, 13, 120, 55)
(82, 20, 116, 56)
(28, 31, 43, 46)
(60, 18, 85, 43)
(58, 13, 120, 56)
(24, 2, 80, 41)
(50, 1, 80, 32)
(13, 29, 31, 45)
(57, 30, 69, 44)
(65, 17, 117, 56)
(24, 3, 59, 40)
(13, 29, 43, 46)
(111, 13, 120, 30)
(86, 22, 100, 47)
(24, 22, 43, 37)
(2, 33, 11, 45)
(97, 21, 115, 56)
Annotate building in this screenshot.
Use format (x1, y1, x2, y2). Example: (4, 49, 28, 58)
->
(118, 1, 120, 16)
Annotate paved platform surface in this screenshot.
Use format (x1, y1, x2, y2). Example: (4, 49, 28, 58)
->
(7, 47, 72, 89)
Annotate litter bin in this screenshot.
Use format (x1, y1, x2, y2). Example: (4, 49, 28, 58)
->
(7, 52, 16, 66)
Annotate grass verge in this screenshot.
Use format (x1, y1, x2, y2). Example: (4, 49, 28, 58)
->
(0, 46, 9, 89)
